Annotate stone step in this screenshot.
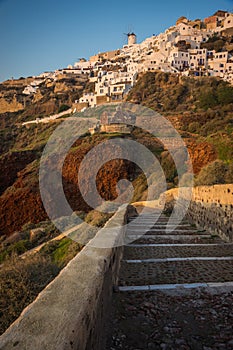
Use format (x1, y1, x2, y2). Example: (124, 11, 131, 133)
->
(128, 216, 187, 220)
(128, 221, 192, 228)
(124, 244, 233, 259)
(127, 225, 194, 230)
(124, 257, 233, 263)
(130, 235, 222, 245)
(118, 281, 233, 292)
(126, 229, 200, 234)
(126, 235, 212, 242)
(128, 220, 190, 225)
(128, 243, 228, 247)
(119, 259, 233, 286)
(129, 215, 188, 219)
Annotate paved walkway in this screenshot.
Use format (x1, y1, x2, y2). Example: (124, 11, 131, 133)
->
(106, 210, 233, 350)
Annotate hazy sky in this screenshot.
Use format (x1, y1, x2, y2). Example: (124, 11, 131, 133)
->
(0, 0, 233, 82)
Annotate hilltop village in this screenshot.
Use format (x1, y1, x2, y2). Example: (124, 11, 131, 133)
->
(21, 10, 233, 113)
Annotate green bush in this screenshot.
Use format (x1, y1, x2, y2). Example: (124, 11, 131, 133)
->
(161, 151, 177, 182)
(58, 104, 70, 113)
(51, 238, 81, 267)
(225, 163, 233, 183)
(188, 121, 201, 133)
(199, 90, 218, 110)
(217, 86, 233, 105)
(195, 160, 229, 186)
(85, 210, 112, 227)
(0, 239, 31, 264)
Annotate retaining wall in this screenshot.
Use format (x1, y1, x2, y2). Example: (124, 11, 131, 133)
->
(164, 185, 233, 242)
(0, 205, 130, 350)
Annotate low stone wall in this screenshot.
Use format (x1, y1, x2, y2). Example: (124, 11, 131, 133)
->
(89, 123, 133, 135)
(0, 205, 129, 350)
(163, 185, 233, 242)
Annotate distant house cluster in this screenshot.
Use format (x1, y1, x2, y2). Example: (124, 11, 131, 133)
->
(23, 10, 233, 110)
(78, 70, 137, 108)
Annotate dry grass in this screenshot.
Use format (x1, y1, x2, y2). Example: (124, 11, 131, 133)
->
(0, 253, 60, 335)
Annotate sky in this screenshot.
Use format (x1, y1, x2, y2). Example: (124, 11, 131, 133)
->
(0, 0, 233, 82)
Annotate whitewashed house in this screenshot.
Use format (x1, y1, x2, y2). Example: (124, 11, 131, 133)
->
(189, 48, 208, 70)
(208, 51, 229, 76)
(168, 48, 189, 71)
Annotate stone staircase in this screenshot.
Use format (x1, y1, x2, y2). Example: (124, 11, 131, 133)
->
(119, 210, 233, 291)
(106, 209, 233, 349)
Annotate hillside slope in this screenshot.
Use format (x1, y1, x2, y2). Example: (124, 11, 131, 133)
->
(1, 72, 233, 237)
(0, 128, 166, 237)
(127, 71, 233, 167)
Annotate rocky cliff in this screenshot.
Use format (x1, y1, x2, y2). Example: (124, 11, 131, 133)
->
(0, 74, 88, 118)
(0, 130, 164, 237)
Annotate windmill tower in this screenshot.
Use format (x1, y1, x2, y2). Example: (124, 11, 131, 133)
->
(127, 32, 137, 46)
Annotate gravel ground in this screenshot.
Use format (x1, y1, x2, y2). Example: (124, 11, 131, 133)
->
(106, 289, 233, 350)
(119, 260, 233, 286)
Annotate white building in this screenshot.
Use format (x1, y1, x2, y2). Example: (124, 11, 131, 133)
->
(189, 48, 208, 70)
(79, 93, 96, 107)
(23, 85, 38, 95)
(222, 13, 233, 30)
(142, 52, 167, 71)
(79, 71, 137, 107)
(208, 51, 229, 76)
(168, 48, 189, 71)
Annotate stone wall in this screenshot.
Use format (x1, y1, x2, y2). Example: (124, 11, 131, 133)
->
(72, 102, 89, 112)
(164, 185, 233, 242)
(0, 205, 130, 350)
(89, 123, 133, 135)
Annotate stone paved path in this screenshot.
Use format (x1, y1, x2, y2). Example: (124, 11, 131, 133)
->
(106, 209, 233, 350)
